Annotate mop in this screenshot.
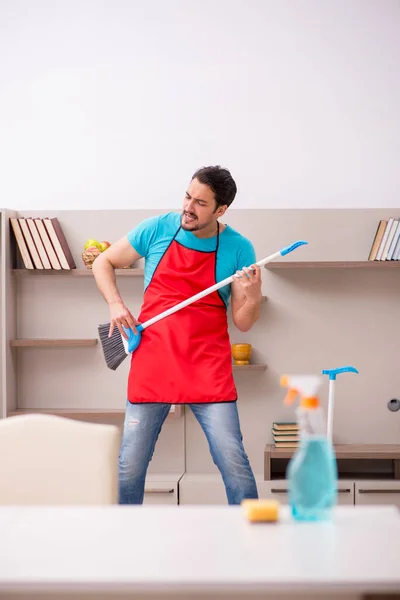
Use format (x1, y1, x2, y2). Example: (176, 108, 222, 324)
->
(98, 240, 307, 370)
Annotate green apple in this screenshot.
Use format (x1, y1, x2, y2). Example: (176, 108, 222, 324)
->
(84, 239, 101, 250)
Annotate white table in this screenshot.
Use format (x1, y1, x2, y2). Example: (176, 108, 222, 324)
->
(0, 505, 399, 599)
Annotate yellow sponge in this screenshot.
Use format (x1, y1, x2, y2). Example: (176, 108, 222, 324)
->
(241, 498, 280, 523)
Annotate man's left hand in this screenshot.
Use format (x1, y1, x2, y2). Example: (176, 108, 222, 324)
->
(232, 264, 262, 303)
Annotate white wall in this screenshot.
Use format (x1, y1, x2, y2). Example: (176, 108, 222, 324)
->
(0, 0, 399, 210)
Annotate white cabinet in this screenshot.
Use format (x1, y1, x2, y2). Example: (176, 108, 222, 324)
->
(178, 474, 355, 505)
(143, 474, 182, 505)
(355, 480, 400, 508)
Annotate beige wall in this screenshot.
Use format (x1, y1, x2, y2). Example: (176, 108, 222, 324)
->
(2, 208, 400, 476)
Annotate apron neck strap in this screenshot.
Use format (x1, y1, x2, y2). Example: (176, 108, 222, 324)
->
(174, 220, 220, 253)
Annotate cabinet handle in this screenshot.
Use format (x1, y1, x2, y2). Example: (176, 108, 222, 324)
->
(358, 489, 400, 494)
(144, 488, 175, 494)
(270, 488, 351, 494)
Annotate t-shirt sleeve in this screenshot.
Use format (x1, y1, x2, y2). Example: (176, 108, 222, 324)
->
(237, 237, 257, 270)
(126, 216, 160, 257)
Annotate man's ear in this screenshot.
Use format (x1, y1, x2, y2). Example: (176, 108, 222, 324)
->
(215, 204, 228, 218)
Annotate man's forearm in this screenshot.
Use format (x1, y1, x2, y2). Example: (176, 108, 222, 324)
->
(92, 257, 123, 306)
(234, 298, 261, 332)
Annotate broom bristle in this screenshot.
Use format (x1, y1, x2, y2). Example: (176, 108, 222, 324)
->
(98, 323, 128, 370)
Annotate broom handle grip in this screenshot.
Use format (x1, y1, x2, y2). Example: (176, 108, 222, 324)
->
(140, 241, 306, 330)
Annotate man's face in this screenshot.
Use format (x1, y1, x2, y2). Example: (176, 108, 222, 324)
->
(181, 178, 225, 232)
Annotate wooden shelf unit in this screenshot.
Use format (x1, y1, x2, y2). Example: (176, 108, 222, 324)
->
(232, 364, 267, 371)
(13, 268, 145, 277)
(10, 339, 98, 347)
(9, 339, 266, 369)
(15, 261, 400, 274)
(12, 268, 268, 301)
(265, 261, 400, 269)
(8, 406, 183, 421)
(264, 444, 400, 480)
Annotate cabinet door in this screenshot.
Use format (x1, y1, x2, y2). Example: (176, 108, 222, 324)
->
(143, 475, 180, 505)
(355, 481, 400, 508)
(336, 481, 355, 505)
(261, 481, 354, 506)
(258, 480, 289, 504)
(178, 475, 227, 504)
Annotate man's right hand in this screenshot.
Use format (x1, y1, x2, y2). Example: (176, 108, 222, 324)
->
(109, 301, 140, 339)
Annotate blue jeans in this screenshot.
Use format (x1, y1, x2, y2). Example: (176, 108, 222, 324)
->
(119, 401, 258, 505)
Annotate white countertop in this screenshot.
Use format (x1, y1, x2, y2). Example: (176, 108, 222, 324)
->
(0, 505, 399, 596)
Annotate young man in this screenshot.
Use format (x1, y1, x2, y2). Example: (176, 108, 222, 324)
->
(93, 166, 262, 504)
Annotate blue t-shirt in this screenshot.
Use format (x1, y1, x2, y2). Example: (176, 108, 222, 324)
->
(127, 212, 256, 308)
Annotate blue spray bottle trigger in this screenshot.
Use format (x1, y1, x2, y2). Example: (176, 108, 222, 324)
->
(123, 324, 144, 353)
(322, 366, 359, 380)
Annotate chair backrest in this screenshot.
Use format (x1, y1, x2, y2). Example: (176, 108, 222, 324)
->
(0, 414, 120, 505)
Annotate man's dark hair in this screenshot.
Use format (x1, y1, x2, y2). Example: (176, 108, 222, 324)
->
(191, 165, 237, 208)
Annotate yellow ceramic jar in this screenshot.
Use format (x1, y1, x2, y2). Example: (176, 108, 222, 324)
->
(232, 343, 252, 365)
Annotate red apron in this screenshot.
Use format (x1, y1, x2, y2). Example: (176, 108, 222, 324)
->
(127, 225, 237, 404)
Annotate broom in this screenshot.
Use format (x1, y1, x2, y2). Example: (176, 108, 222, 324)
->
(98, 240, 307, 370)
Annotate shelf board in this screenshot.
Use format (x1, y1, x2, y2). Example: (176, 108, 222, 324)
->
(12, 269, 267, 295)
(8, 408, 124, 418)
(266, 443, 400, 459)
(233, 364, 267, 371)
(7, 406, 182, 420)
(10, 339, 98, 347)
(10, 343, 267, 358)
(13, 268, 144, 277)
(265, 261, 400, 269)
(264, 444, 400, 480)
(11, 269, 267, 304)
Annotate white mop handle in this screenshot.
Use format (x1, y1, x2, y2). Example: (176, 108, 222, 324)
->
(140, 240, 307, 330)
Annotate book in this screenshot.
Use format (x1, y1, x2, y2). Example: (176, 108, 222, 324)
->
(273, 427, 298, 435)
(10, 218, 34, 270)
(18, 218, 43, 269)
(34, 218, 62, 270)
(272, 434, 299, 442)
(273, 441, 298, 448)
(393, 232, 400, 260)
(388, 221, 400, 260)
(368, 220, 387, 261)
(376, 218, 393, 260)
(26, 218, 52, 269)
(380, 218, 398, 261)
(272, 422, 298, 431)
(42, 218, 76, 270)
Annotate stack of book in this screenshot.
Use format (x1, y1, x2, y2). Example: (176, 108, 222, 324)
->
(272, 421, 299, 448)
(10, 217, 76, 270)
(368, 218, 400, 261)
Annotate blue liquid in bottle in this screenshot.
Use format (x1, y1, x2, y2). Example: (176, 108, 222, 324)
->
(287, 435, 337, 522)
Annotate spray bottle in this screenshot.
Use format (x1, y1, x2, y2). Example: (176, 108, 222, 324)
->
(280, 374, 337, 522)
